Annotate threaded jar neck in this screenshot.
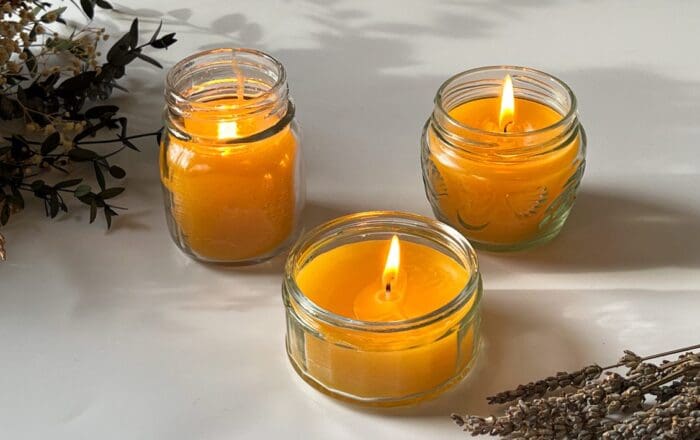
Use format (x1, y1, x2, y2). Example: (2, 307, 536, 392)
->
(429, 66, 581, 159)
(164, 48, 289, 143)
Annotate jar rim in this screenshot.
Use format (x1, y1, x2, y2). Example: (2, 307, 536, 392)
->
(165, 47, 287, 111)
(283, 211, 482, 333)
(434, 65, 578, 139)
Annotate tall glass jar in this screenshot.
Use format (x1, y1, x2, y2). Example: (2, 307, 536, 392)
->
(421, 66, 586, 251)
(283, 211, 482, 406)
(161, 48, 304, 264)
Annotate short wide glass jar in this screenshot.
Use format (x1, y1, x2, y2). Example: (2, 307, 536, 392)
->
(421, 66, 586, 251)
(160, 48, 304, 264)
(283, 211, 482, 406)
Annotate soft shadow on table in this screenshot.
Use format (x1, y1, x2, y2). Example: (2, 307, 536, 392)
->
(106, 209, 153, 232)
(327, 290, 591, 419)
(504, 188, 700, 273)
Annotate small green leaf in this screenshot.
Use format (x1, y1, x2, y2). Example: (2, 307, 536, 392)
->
(85, 105, 119, 120)
(129, 18, 139, 49)
(80, 0, 94, 19)
(30, 180, 45, 191)
(23, 49, 37, 75)
(98, 187, 124, 199)
(57, 71, 96, 93)
(106, 32, 138, 67)
(74, 185, 91, 198)
(109, 165, 126, 179)
(151, 33, 177, 49)
(40, 6, 67, 22)
(0, 96, 21, 120)
(49, 193, 59, 218)
(95, 0, 112, 9)
(68, 148, 99, 161)
(10, 186, 24, 209)
(118, 135, 139, 151)
(89, 199, 97, 223)
(55, 178, 83, 189)
(150, 21, 163, 43)
(104, 206, 112, 228)
(136, 52, 162, 68)
(94, 162, 105, 190)
(41, 131, 61, 155)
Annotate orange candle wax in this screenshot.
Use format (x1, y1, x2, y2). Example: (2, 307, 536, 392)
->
(161, 97, 298, 262)
(293, 236, 477, 404)
(424, 72, 585, 250)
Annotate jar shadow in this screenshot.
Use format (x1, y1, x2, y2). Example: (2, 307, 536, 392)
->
(324, 289, 590, 418)
(511, 188, 700, 272)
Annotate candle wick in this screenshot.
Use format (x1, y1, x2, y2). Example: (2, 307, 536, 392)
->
(385, 283, 392, 300)
(503, 120, 513, 133)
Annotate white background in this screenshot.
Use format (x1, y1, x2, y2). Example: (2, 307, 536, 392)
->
(1, 1, 699, 439)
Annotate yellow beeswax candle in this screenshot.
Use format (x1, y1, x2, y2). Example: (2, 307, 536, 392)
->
(161, 100, 298, 261)
(423, 68, 586, 251)
(160, 49, 302, 263)
(293, 235, 477, 404)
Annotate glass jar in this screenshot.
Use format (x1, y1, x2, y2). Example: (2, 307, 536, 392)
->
(161, 48, 304, 264)
(421, 66, 586, 251)
(283, 211, 482, 406)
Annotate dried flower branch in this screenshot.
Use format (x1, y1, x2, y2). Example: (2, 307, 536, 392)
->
(486, 364, 604, 405)
(0, 0, 177, 254)
(486, 343, 700, 405)
(453, 344, 700, 439)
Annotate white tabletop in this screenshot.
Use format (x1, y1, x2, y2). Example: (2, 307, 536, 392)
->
(2, 1, 699, 438)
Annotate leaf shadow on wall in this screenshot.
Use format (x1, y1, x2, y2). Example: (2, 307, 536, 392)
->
(89, 0, 570, 229)
(271, 3, 493, 205)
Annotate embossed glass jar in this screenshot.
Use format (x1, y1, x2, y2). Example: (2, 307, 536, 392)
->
(283, 211, 482, 406)
(160, 48, 304, 264)
(421, 66, 586, 251)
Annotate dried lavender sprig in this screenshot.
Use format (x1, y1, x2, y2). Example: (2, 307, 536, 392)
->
(467, 363, 697, 438)
(455, 346, 700, 439)
(642, 361, 700, 393)
(604, 344, 700, 370)
(653, 374, 700, 403)
(602, 386, 700, 440)
(486, 365, 603, 404)
(487, 344, 700, 405)
(456, 373, 634, 438)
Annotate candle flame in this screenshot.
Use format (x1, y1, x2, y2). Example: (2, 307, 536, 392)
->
(217, 121, 239, 139)
(382, 235, 400, 295)
(499, 74, 515, 132)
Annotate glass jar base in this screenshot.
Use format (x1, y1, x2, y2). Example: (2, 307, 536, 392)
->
(469, 228, 564, 252)
(286, 342, 481, 408)
(173, 245, 284, 266)
(169, 231, 299, 266)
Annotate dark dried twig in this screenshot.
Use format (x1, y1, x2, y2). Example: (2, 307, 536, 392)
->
(0, 0, 177, 259)
(455, 344, 700, 439)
